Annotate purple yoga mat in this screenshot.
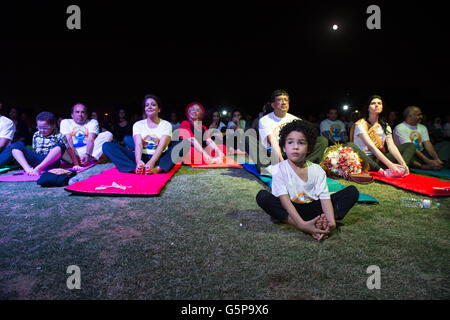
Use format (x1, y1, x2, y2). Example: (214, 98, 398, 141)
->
(0, 163, 96, 182)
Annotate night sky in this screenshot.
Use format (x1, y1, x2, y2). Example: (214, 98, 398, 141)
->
(1, 0, 449, 120)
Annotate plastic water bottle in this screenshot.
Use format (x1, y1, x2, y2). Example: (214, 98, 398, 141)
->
(400, 197, 440, 209)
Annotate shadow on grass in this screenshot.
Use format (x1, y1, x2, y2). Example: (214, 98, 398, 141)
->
(226, 209, 323, 243)
(220, 168, 270, 190)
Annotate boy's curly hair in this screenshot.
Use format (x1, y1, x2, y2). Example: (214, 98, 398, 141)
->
(279, 119, 317, 154)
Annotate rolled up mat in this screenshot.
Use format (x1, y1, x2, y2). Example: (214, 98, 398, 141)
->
(243, 162, 378, 203)
(65, 163, 181, 196)
(410, 168, 450, 178)
(370, 171, 450, 197)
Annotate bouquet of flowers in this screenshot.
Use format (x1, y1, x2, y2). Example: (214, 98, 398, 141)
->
(320, 144, 363, 179)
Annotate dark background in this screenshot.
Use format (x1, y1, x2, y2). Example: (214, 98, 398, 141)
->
(0, 0, 449, 121)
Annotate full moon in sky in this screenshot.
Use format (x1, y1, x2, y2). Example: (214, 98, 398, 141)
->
(332, 24, 339, 30)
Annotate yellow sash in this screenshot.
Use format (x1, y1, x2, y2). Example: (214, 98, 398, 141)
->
(350, 119, 385, 153)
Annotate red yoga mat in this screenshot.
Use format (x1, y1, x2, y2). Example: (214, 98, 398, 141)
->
(65, 163, 181, 196)
(370, 171, 450, 197)
(0, 163, 96, 182)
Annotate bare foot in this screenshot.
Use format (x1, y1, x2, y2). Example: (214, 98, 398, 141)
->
(29, 168, 42, 176)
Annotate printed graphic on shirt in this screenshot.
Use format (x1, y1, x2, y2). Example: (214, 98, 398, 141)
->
(71, 127, 89, 148)
(330, 124, 343, 140)
(143, 135, 160, 152)
(293, 192, 313, 204)
(409, 131, 423, 151)
(272, 124, 283, 140)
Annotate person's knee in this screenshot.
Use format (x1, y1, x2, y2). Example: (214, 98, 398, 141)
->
(102, 141, 114, 154)
(50, 145, 63, 155)
(256, 189, 271, 207)
(10, 141, 25, 151)
(347, 185, 359, 202)
(102, 131, 113, 142)
(316, 136, 328, 146)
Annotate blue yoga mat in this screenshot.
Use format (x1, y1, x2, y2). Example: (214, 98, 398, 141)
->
(411, 168, 450, 178)
(243, 162, 378, 203)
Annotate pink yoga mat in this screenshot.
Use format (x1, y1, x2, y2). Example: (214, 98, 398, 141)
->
(370, 171, 450, 197)
(65, 163, 181, 196)
(0, 163, 96, 182)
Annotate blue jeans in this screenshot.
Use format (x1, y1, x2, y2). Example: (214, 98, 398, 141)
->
(10, 141, 65, 170)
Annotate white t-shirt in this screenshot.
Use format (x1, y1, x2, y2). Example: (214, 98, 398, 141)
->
(259, 112, 300, 149)
(133, 119, 172, 155)
(353, 122, 392, 156)
(393, 121, 430, 151)
(320, 119, 347, 142)
(272, 160, 330, 203)
(0, 116, 15, 141)
(60, 118, 100, 149)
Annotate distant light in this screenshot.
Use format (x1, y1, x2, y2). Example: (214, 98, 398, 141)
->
(104, 113, 109, 116)
(332, 24, 339, 31)
(222, 110, 227, 116)
(343, 105, 349, 111)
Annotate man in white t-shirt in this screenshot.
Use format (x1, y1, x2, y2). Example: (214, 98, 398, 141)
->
(0, 114, 16, 166)
(393, 106, 449, 170)
(320, 108, 348, 145)
(247, 90, 328, 171)
(60, 103, 113, 169)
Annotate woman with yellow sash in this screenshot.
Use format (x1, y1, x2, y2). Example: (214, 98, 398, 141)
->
(349, 95, 416, 177)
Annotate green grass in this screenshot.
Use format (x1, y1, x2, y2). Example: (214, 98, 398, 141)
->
(0, 162, 449, 299)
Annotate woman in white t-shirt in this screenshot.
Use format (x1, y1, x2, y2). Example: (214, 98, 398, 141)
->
(102, 94, 189, 174)
(349, 95, 415, 177)
(256, 120, 359, 241)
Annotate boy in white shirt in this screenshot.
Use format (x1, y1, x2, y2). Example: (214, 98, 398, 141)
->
(256, 120, 359, 241)
(60, 103, 113, 169)
(246, 90, 328, 172)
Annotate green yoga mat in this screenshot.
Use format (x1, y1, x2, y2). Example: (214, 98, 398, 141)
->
(0, 163, 20, 174)
(411, 168, 450, 178)
(242, 162, 378, 203)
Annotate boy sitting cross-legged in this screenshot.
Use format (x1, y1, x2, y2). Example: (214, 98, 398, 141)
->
(256, 120, 359, 241)
(11, 111, 69, 176)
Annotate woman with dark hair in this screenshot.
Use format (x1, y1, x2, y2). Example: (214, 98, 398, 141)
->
(179, 102, 226, 164)
(113, 108, 132, 145)
(102, 94, 189, 174)
(349, 95, 415, 177)
(203, 109, 226, 132)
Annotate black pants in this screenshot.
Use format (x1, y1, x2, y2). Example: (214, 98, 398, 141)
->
(256, 186, 359, 222)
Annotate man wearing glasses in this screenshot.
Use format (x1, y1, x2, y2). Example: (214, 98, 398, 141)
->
(247, 89, 328, 174)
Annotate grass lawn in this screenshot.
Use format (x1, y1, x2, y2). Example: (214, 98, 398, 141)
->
(0, 162, 449, 299)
